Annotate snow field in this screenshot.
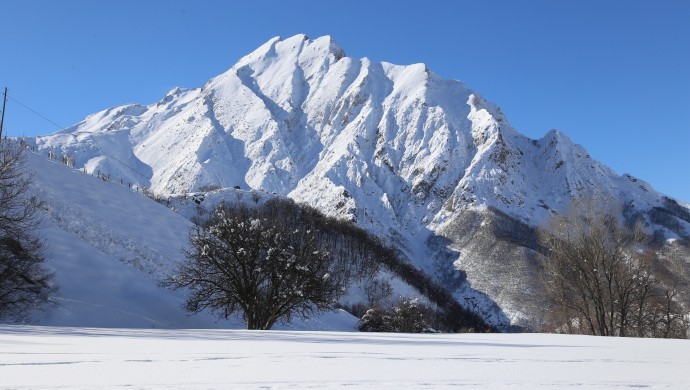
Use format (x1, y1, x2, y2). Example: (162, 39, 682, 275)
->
(1, 325, 689, 389)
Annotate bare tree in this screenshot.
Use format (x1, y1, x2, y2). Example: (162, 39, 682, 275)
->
(164, 201, 355, 330)
(0, 142, 55, 321)
(539, 198, 688, 338)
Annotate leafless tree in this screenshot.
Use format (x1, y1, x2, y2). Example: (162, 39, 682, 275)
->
(164, 201, 356, 330)
(0, 142, 55, 321)
(539, 198, 688, 338)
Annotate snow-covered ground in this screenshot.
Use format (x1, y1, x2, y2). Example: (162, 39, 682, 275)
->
(1, 325, 689, 389)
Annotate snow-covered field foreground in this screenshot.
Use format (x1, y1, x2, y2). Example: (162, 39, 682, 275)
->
(1, 325, 689, 389)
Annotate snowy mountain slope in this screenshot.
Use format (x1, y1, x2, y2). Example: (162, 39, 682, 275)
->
(27, 34, 690, 328)
(20, 150, 357, 330)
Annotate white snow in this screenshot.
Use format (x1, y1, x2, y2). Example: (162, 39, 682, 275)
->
(1, 325, 689, 389)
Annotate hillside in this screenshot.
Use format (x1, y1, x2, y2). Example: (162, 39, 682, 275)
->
(21, 150, 357, 330)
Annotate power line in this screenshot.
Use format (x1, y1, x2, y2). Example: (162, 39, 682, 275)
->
(6, 92, 151, 180)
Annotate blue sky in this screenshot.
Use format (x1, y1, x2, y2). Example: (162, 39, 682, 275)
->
(2, 0, 688, 201)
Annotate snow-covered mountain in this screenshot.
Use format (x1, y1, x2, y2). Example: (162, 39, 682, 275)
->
(27, 34, 690, 328)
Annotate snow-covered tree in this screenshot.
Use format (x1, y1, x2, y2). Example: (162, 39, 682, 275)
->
(0, 142, 55, 321)
(165, 200, 355, 330)
(358, 298, 437, 333)
(358, 307, 395, 332)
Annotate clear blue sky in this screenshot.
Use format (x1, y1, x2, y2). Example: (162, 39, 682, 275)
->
(2, 0, 689, 202)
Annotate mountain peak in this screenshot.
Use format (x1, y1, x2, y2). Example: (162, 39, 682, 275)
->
(538, 129, 579, 154)
(233, 34, 346, 71)
(33, 34, 667, 221)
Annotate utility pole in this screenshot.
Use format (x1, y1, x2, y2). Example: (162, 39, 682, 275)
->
(0, 87, 7, 139)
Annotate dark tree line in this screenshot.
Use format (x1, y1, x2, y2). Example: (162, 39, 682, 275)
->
(273, 198, 493, 332)
(165, 198, 493, 332)
(164, 199, 387, 330)
(0, 142, 55, 322)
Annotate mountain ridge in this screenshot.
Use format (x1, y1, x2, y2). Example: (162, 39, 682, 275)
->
(27, 34, 690, 328)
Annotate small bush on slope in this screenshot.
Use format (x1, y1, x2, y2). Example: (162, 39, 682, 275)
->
(358, 298, 438, 333)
